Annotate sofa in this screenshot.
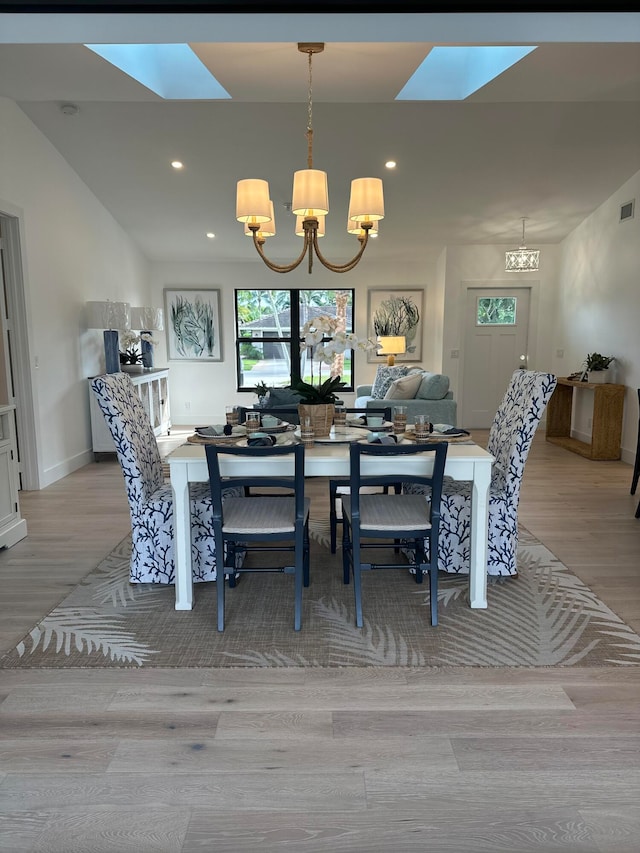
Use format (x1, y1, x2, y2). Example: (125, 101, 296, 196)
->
(355, 365, 457, 426)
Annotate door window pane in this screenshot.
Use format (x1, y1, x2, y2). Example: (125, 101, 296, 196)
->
(477, 297, 516, 325)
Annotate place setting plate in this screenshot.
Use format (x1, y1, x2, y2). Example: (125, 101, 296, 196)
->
(258, 420, 297, 434)
(309, 428, 367, 444)
(188, 425, 247, 445)
(356, 436, 413, 446)
(346, 418, 394, 432)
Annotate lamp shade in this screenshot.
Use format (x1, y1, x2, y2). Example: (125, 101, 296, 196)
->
(296, 214, 325, 238)
(292, 169, 329, 216)
(377, 336, 406, 356)
(130, 306, 164, 331)
(348, 177, 385, 222)
(86, 300, 130, 330)
(236, 179, 271, 223)
(505, 248, 540, 272)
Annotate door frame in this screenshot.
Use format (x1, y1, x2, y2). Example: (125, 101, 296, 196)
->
(0, 207, 40, 490)
(458, 279, 540, 428)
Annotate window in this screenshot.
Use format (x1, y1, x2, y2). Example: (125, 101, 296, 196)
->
(477, 296, 517, 325)
(235, 289, 356, 392)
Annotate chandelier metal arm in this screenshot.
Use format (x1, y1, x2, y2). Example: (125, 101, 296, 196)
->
(250, 227, 311, 274)
(311, 226, 370, 274)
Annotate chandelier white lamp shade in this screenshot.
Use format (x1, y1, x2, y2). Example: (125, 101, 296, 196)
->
(235, 179, 272, 225)
(87, 300, 131, 374)
(236, 43, 384, 274)
(505, 217, 540, 272)
(348, 177, 385, 222)
(292, 169, 329, 217)
(130, 306, 164, 369)
(377, 335, 406, 366)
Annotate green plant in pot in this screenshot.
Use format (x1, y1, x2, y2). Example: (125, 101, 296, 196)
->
(581, 352, 614, 383)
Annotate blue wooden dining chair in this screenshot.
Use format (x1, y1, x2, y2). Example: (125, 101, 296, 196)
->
(205, 442, 310, 631)
(328, 405, 400, 554)
(341, 441, 448, 628)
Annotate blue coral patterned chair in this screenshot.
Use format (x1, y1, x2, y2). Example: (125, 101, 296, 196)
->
(91, 372, 236, 585)
(406, 370, 557, 577)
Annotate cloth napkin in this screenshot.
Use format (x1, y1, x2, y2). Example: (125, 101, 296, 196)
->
(366, 433, 398, 445)
(247, 433, 277, 447)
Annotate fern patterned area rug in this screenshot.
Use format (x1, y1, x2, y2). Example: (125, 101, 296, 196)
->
(2, 519, 640, 669)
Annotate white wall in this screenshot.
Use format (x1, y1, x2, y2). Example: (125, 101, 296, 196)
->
(149, 254, 441, 426)
(553, 170, 640, 462)
(440, 243, 560, 396)
(0, 98, 150, 486)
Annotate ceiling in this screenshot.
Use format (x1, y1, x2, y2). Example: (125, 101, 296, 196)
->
(1, 11, 639, 264)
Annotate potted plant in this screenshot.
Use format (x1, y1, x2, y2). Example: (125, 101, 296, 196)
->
(119, 330, 159, 372)
(581, 352, 615, 383)
(291, 315, 375, 435)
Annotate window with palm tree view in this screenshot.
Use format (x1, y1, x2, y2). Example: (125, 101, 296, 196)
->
(235, 290, 357, 392)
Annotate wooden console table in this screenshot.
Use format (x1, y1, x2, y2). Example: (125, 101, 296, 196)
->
(546, 377, 625, 460)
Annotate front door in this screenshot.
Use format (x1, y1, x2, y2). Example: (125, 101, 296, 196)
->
(461, 287, 531, 428)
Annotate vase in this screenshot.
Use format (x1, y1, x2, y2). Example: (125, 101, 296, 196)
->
(588, 369, 610, 384)
(298, 403, 335, 437)
(121, 364, 144, 374)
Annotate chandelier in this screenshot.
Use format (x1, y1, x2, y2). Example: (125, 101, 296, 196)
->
(235, 43, 385, 274)
(505, 217, 540, 272)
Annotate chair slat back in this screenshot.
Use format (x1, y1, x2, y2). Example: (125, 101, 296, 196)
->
(348, 441, 448, 525)
(205, 442, 306, 525)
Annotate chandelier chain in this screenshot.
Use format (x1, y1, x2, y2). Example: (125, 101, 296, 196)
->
(306, 49, 313, 169)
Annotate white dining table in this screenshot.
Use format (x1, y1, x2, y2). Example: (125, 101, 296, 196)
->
(167, 439, 494, 612)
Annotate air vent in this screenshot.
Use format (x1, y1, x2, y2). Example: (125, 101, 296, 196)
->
(620, 199, 635, 222)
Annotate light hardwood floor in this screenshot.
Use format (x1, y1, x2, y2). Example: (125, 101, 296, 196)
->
(1, 430, 639, 852)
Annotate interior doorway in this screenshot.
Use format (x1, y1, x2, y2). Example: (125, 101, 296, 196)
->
(460, 284, 535, 428)
(0, 212, 38, 490)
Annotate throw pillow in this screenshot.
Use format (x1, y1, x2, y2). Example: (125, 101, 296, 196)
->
(263, 388, 303, 408)
(370, 365, 409, 399)
(383, 371, 424, 400)
(416, 372, 450, 400)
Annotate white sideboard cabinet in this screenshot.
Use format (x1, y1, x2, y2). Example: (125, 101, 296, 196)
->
(89, 368, 171, 459)
(0, 404, 27, 549)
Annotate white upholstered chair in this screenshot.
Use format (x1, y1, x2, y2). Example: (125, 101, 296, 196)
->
(91, 373, 236, 585)
(406, 369, 557, 577)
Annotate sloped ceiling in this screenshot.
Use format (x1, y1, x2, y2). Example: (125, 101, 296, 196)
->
(1, 11, 639, 263)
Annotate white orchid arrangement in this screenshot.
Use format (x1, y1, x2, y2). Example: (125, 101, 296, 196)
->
(119, 329, 159, 364)
(301, 315, 376, 365)
(292, 315, 376, 403)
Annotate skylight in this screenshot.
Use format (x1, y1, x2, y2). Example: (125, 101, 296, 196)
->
(84, 44, 230, 100)
(396, 46, 537, 101)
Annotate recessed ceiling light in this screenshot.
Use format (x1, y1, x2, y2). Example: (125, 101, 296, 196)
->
(206, 232, 216, 239)
(385, 160, 397, 169)
(171, 160, 183, 170)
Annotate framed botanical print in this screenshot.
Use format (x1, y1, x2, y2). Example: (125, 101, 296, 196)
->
(367, 288, 424, 362)
(164, 288, 222, 362)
